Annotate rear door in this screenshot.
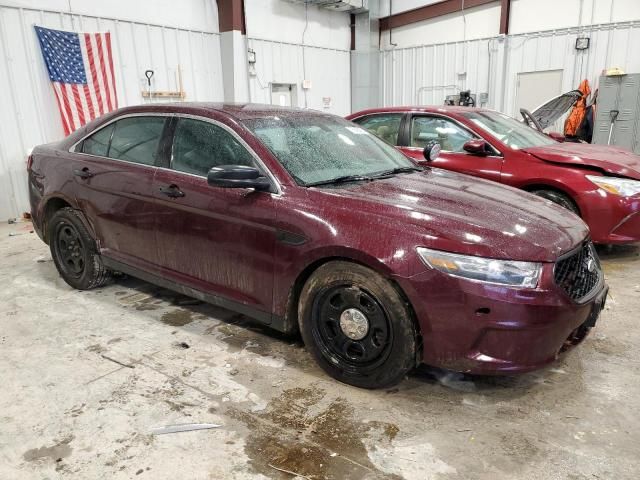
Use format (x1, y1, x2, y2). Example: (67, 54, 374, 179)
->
(152, 116, 277, 318)
(70, 115, 169, 270)
(399, 113, 504, 182)
(352, 113, 405, 146)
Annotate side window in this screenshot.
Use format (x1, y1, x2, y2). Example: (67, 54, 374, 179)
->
(410, 116, 474, 152)
(171, 118, 255, 176)
(354, 114, 403, 145)
(81, 123, 115, 156)
(108, 117, 166, 165)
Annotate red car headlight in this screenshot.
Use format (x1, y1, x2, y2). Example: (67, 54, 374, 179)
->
(586, 175, 640, 197)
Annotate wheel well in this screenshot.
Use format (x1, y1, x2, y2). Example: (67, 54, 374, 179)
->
(521, 184, 581, 216)
(42, 198, 72, 243)
(283, 257, 423, 355)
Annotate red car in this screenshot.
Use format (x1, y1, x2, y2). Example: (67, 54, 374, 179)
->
(29, 103, 606, 388)
(347, 106, 640, 244)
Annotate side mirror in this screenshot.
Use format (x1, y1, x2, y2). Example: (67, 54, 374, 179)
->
(548, 132, 566, 142)
(463, 139, 489, 156)
(207, 165, 272, 191)
(422, 141, 441, 162)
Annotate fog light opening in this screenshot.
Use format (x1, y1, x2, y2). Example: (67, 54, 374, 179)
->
(475, 307, 491, 316)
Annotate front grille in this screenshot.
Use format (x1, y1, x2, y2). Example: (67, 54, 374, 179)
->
(554, 242, 602, 302)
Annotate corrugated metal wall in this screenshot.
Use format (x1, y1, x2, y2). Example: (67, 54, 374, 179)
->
(381, 20, 640, 117)
(247, 37, 351, 116)
(0, 4, 223, 220)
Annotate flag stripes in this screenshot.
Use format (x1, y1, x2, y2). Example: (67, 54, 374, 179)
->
(36, 26, 118, 136)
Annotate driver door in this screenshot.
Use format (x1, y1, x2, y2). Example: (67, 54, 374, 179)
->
(399, 114, 504, 183)
(152, 117, 277, 318)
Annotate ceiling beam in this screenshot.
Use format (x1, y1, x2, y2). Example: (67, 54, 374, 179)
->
(379, 0, 498, 31)
(499, 0, 511, 34)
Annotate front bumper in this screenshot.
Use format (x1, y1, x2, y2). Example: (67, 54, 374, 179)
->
(578, 191, 640, 244)
(396, 263, 607, 375)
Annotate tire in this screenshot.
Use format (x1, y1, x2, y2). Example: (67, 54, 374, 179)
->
(531, 189, 580, 216)
(298, 261, 418, 389)
(48, 207, 111, 290)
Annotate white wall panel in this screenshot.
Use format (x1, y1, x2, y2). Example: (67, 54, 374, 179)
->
(381, 36, 502, 107)
(2, 0, 219, 32)
(381, 21, 640, 124)
(247, 38, 351, 116)
(378, 0, 640, 46)
(379, 0, 443, 16)
(510, 0, 640, 35)
(0, 4, 223, 219)
(245, 0, 350, 50)
(379, 3, 502, 48)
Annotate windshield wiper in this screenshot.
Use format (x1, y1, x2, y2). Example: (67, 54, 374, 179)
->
(306, 174, 373, 187)
(370, 166, 423, 178)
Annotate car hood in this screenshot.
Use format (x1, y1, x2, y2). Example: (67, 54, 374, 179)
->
(322, 169, 588, 262)
(522, 143, 640, 180)
(527, 90, 583, 130)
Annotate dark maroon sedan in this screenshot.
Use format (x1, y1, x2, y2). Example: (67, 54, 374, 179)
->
(29, 103, 607, 388)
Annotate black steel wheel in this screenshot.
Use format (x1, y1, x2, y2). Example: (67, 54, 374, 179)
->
(54, 221, 86, 278)
(48, 207, 111, 290)
(313, 285, 392, 372)
(299, 261, 418, 389)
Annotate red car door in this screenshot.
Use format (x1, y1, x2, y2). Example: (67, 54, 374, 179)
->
(152, 116, 277, 318)
(399, 113, 504, 183)
(70, 115, 168, 270)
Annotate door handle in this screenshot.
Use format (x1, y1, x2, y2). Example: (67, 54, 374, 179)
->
(159, 184, 185, 198)
(73, 167, 94, 179)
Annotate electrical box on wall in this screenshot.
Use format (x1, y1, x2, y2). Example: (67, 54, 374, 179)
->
(302, 79, 312, 90)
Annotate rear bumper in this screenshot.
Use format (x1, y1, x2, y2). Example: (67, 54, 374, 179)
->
(578, 191, 640, 244)
(396, 264, 607, 375)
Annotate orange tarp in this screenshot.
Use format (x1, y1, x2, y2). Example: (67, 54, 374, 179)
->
(564, 79, 591, 136)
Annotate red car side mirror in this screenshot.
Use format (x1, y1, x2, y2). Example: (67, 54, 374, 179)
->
(463, 139, 489, 156)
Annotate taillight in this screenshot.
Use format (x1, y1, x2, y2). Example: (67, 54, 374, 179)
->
(27, 154, 33, 171)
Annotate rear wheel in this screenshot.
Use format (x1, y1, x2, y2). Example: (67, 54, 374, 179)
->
(48, 207, 111, 290)
(531, 189, 580, 216)
(298, 261, 417, 389)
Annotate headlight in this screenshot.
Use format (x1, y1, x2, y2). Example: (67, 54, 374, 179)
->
(586, 175, 640, 197)
(417, 247, 542, 288)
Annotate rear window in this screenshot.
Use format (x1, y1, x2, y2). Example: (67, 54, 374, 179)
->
(81, 123, 114, 156)
(78, 116, 166, 166)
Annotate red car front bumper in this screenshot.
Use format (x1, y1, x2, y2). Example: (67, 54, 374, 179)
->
(577, 191, 640, 244)
(396, 262, 607, 375)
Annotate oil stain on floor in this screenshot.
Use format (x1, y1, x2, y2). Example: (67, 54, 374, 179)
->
(232, 386, 401, 479)
(160, 309, 194, 327)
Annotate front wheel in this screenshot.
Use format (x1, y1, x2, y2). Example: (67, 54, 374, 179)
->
(531, 189, 580, 216)
(298, 261, 418, 389)
(48, 207, 111, 290)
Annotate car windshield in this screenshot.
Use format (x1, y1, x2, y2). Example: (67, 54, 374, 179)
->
(243, 114, 417, 186)
(462, 111, 557, 150)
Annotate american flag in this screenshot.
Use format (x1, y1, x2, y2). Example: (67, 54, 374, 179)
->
(35, 26, 118, 136)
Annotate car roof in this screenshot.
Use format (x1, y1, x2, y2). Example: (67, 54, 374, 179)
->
(111, 102, 331, 121)
(349, 105, 491, 117)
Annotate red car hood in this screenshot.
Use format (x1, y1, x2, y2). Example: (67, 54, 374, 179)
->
(321, 169, 589, 262)
(523, 143, 640, 180)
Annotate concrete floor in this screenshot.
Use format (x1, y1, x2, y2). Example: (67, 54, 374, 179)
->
(1, 220, 639, 480)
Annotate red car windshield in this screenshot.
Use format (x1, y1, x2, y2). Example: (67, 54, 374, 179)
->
(244, 114, 415, 186)
(462, 111, 556, 150)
